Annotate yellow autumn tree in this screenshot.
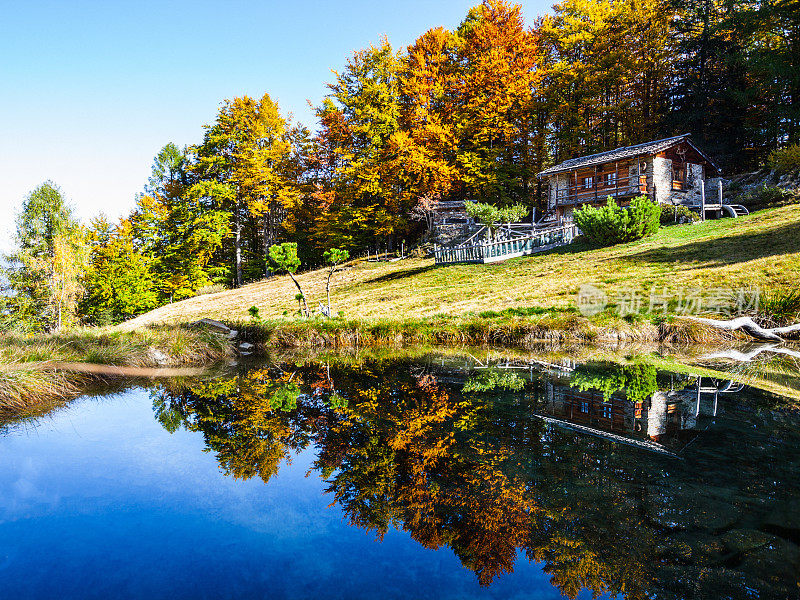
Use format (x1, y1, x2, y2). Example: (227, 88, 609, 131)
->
(541, 0, 675, 162)
(391, 26, 461, 205)
(192, 93, 297, 285)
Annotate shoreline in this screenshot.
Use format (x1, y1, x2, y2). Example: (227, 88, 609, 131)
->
(0, 326, 232, 424)
(2, 312, 797, 423)
(232, 312, 741, 351)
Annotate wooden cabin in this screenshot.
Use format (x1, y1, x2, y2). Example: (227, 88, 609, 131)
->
(432, 200, 473, 227)
(537, 134, 722, 221)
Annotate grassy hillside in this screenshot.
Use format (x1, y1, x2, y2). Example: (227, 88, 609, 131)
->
(120, 204, 800, 331)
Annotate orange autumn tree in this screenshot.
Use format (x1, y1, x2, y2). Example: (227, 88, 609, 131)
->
(391, 26, 462, 206)
(454, 0, 540, 206)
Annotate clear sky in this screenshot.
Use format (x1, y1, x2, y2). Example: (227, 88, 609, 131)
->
(0, 0, 552, 251)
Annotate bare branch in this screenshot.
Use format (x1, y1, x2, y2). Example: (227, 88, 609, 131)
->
(699, 344, 800, 362)
(679, 316, 800, 342)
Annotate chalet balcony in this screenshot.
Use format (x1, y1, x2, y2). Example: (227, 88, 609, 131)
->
(554, 174, 648, 206)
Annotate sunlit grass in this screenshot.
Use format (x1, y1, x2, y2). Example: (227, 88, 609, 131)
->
(118, 205, 800, 330)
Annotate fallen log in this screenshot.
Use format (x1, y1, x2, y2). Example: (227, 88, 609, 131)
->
(679, 316, 800, 342)
(701, 344, 800, 362)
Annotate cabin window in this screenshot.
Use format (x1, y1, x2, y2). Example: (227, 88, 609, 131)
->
(583, 177, 593, 189)
(605, 172, 617, 186)
(672, 164, 686, 190)
(602, 404, 612, 419)
(580, 401, 589, 413)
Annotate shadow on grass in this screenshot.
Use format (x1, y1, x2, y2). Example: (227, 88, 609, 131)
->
(364, 264, 439, 284)
(621, 221, 800, 267)
(499, 238, 596, 264)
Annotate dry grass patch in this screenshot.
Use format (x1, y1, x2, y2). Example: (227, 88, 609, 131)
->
(118, 205, 800, 330)
(0, 326, 233, 421)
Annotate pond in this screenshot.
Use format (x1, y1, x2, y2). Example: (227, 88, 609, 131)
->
(1, 347, 799, 599)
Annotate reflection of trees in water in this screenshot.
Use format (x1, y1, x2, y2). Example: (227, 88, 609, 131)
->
(570, 361, 659, 404)
(152, 358, 800, 599)
(153, 368, 328, 482)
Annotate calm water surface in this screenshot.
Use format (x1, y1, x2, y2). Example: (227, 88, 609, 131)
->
(1, 351, 799, 599)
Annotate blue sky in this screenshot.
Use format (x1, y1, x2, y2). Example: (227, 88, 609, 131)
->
(0, 0, 551, 250)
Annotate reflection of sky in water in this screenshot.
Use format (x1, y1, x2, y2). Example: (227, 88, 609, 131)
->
(0, 390, 600, 600)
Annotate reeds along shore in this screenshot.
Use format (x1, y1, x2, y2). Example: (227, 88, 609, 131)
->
(1, 309, 793, 424)
(233, 313, 740, 350)
(0, 326, 232, 424)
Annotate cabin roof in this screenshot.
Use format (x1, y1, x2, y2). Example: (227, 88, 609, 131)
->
(435, 200, 469, 210)
(537, 134, 721, 177)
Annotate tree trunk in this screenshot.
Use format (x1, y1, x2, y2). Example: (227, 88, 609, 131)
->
(234, 204, 243, 288)
(263, 214, 270, 278)
(288, 272, 309, 317)
(326, 267, 333, 315)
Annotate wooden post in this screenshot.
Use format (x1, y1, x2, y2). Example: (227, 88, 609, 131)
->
(614, 161, 619, 198)
(573, 170, 577, 204)
(700, 180, 706, 221)
(594, 165, 598, 202)
(718, 179, 723, 205)
(555, 176, 559, 210)
(637, 159, 641, 195)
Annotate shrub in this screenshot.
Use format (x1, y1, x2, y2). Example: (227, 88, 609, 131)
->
(571, 361, 658, 404)
(464, 201, 528, 240)
(659, 204, 699, 226)
(738, 184, 798, 211)
(759, 288, 800, 325)
(269, 242, 308, 317)
(769, 144, 800, 174)
(574, 195, 661, 246)
(248, 306, 262, 322)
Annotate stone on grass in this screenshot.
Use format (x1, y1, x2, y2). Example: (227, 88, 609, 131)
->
(147, 348, 169, 366)
(193, 318, 231, 335)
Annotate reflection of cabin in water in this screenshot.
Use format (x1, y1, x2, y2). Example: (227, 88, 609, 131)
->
(447, 355, 742, 455)
(539, 377, 733, 455)
(537, 134, 723, 222)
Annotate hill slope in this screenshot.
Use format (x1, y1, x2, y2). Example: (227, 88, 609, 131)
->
(119, 204, 800, 329)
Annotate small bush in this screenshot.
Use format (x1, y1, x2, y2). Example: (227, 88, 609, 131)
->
(574, 195, 661, 246)
(659, 204, 699, 226)
(248, 306, 262, 323)
(769, 144, 800, 174)
(759, 288, 800, 325)
(738, 184, 798, 211)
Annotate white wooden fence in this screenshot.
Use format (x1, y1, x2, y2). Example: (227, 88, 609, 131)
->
(434, 224, 579, 265)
